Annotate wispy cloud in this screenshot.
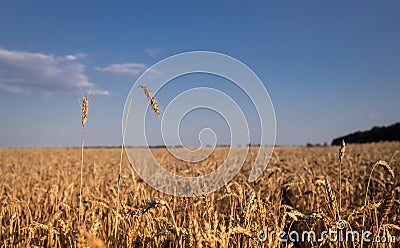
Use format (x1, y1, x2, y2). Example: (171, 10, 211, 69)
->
(96, 63, 147, 75)
(0, 49, 109, 95)
(144, 48, 162, 57)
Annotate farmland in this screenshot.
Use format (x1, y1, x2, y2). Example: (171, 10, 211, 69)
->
(0, 142, 399, 247)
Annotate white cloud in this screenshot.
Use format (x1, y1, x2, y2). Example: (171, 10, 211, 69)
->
(96, 63, 147, 75)
(64, 53, 86, 61)
(0, 49, 109, 95)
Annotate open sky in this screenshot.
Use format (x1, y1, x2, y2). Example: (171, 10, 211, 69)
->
(0, 1, 399, 147)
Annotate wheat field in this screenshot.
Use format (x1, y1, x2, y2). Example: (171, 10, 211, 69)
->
(0, 142, 399, 247)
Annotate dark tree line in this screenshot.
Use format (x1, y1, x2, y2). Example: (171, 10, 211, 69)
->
(332, 122, 400, 145)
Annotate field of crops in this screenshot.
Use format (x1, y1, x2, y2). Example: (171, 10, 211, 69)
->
(0, 142, 399, 247)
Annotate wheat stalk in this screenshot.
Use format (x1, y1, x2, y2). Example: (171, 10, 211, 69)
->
(338, 140, 345, 219)
(363, 160, 395, 208)
(114, 84, 160, 239)
(79, 95, 88, 225)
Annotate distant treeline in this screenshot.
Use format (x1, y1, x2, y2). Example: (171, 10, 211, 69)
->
(332, 122, 400, 145)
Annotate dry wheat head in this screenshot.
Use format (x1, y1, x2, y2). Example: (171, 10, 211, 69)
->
(140, 85, 160, 115)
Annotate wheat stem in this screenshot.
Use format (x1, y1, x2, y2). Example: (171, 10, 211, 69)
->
(338, 140, 345, 219)
(114, 94, 133, 239)
(80, 125, 84, 222)
(361, 160, 394, 247)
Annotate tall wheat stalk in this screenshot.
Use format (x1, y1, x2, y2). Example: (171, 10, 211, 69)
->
(338, 140, 345, 219)
(114, 85, 160, 238)
(80, 95, 88, 224)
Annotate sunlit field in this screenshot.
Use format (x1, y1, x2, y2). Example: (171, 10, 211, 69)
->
(1, 142, 399, 247)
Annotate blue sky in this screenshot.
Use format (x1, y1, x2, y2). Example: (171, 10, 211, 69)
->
(0, 1, 399, 147)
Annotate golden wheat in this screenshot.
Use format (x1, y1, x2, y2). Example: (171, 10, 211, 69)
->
(0, 143, 399, 247)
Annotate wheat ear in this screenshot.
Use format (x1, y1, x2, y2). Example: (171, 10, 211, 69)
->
(361, 160, 395, 247)
(140, 85, 160, 115)
(379, 184, 400, 225)
(324, 177, 338, 219)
